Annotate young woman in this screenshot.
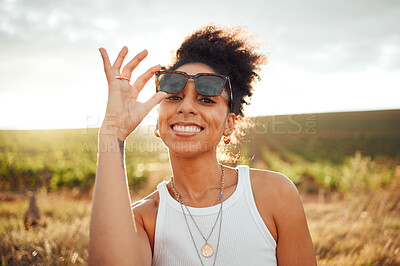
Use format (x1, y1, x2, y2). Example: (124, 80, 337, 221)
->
(89, 25, 316, 266)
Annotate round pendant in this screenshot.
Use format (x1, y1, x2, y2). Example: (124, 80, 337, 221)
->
(201, 243, 214, 258)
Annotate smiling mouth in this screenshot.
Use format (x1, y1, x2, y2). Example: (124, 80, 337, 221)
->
(171, 124, 204, 133)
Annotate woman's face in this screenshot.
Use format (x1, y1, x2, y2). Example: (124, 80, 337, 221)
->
(157, 63, 235, 157)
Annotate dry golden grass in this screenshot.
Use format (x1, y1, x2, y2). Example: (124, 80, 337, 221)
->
(1, 191, 90, 265)
(1, 183, 399, 265)
(305, 179, 400, 265)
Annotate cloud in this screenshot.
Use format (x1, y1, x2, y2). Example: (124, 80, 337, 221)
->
(246, 0, 400, 72)
(1, 0, 399, 73)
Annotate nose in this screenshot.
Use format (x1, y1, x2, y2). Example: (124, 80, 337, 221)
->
(176, 79, 198, 115)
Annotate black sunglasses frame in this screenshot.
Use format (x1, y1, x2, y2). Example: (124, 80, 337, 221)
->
(155, 70, 233, 110)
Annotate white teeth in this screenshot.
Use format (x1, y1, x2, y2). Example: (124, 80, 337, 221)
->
(173, 125, 202, 133)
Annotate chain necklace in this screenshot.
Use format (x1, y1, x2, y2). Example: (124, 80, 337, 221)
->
(170, 165, 225, 265)
(171, 175, 223, 208)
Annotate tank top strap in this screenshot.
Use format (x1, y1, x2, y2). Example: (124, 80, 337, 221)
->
(238, 165, 277, 250)
(156, 181, 168, 204)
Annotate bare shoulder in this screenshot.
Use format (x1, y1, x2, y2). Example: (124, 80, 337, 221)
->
(132, 190, 159, 211)
(249, 168, 299, 201)
(249, 169, 316, 264)
(249, 168, 305, 226)
(131, 190, 160, 225)
(132, 190, 160, 208)
(247, 168, 316, 264)
(131, 189, 160, 254)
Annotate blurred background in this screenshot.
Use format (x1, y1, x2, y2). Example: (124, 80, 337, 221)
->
(1, 0, 399, 265)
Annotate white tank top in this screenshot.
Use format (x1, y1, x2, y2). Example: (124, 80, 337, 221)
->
(152, 165, 277, 266)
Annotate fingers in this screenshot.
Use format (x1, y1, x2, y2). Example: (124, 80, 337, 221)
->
(132, 64, 162, 94)
(99, 48, 114, 82)
(112, 46, 128, 72)
(121, 49, 148, 80)
(143, 92, 167, 113)
(100, 47, 156, 95)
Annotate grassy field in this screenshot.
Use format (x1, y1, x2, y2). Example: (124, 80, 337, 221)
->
(1, 184, 399, 265)
(1, 192, 90, 265)
(1, 109, 400, 265)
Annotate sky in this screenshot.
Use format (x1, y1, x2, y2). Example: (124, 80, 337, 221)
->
(0, 0, 399, 129)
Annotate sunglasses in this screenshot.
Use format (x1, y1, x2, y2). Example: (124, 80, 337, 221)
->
(155, 70, 233, 109)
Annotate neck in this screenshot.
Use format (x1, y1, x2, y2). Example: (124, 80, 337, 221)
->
(169, 150, 223, 205)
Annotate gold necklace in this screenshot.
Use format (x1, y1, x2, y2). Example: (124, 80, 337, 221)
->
(170, 165, 225, 262)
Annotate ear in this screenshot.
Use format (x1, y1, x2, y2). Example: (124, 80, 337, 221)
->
(224, 113, 235, 136)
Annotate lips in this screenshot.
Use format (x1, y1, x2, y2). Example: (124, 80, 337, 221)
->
(171, 123, 204, 134)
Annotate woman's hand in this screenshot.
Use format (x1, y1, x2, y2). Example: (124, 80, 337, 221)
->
(98, 46, 165, 141)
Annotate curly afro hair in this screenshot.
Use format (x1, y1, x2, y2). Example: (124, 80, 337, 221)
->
(166, 25, 267, 116)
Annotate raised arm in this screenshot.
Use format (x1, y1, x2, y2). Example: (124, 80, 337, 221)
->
(89, 47, 165, 265)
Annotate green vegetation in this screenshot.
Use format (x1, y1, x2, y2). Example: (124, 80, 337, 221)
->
(248, 110, 400, 164)
(241, 110, 400, 193)
(0, 127, 169, 193)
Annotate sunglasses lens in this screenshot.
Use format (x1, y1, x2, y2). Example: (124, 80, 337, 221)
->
(196, 75, 225, 96)
(158, 73, 187, 93)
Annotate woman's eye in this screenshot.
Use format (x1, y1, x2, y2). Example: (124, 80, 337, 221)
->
(166, 95, 181, 101)
(199, 97, 216, 104)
